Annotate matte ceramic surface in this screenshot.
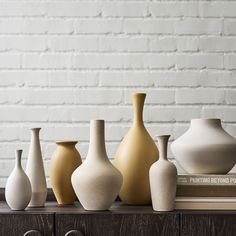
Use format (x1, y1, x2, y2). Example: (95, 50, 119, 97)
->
(114, 93, 159, 205)
(72, 120, 123, 211)
(150, 135, 177, 211)
(50, 141, 82, 205)
(5, 150, 32, 211)
(171, 118, 236, 174)
(26, 128, 47, 207)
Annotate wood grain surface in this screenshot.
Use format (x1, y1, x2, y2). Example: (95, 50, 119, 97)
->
(0, 201, 236, 236)
(0, 213, 54, 236)
(56, 213, 179, 236)
(181, 212, 236, 236)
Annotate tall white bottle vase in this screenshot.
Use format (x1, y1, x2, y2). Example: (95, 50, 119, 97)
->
(5, 150, 32, 210)
(149, 135, 177, 211)
(26, 128, 47, 207)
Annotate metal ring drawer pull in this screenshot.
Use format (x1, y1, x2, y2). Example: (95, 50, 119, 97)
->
(65, 230, 84, 236)
(23, 230, 42, 236)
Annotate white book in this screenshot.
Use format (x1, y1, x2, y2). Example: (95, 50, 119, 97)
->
(175, 197, 236, 210)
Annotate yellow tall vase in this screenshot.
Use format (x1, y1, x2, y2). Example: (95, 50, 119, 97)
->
(114, 93, 159, 205)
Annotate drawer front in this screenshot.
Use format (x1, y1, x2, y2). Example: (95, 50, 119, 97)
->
(181, 213, 236, 236)
(56, 213, 179, 236)
(0, 213, 54, 236)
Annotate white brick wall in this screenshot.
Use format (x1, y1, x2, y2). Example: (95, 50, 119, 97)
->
(0, 0, 236, 187)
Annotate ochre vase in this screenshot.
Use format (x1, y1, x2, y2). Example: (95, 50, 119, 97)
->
(50, 141, 82, 205)
(114, 93, 159, 205)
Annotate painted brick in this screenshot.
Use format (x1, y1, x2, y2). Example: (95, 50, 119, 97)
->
(224, 20, 236, 35)
(102, 2, 148, 17)
(199, 37, 236, 52)
(149, 2, 199, 17)
(124, 19, 174, 34)
(75, 19, 123, 34)
(225, 90, 236, 104)
(175, 19, 222, 35)
(203, 107, 236, 122)
(176, 88, 225, 104)
(47, 2, 101, 17)
(0, 0, 235, 186)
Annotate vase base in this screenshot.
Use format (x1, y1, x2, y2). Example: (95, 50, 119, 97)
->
(28, 192, 47, 207)
(84, 207, 110, 211)
(57, 203, 75, 206)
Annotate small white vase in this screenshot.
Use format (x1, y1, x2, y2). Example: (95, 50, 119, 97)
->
(5, 150, 32, 210)
(149, 135, 177, 211)
(171, 118, 236, 174)
(26, 128, 47, 207)
(71, 120, 123, 211)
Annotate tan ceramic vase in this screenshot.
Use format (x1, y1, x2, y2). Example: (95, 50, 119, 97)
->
(114, 93, 159, 205)
(50, 141, 82, 205)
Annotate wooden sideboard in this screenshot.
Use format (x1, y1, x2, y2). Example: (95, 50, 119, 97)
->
(0, 201, 236, 236)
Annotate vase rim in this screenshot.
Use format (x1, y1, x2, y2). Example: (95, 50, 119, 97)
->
(190, 118, 222, 127)
(155, 134, 171, 138)
(56, 141, 78, 145)
(90, 119, 104, 122)
(31, 127, 41, 130)
(191, 118, 221, 121)
(132, 92, 146, 96)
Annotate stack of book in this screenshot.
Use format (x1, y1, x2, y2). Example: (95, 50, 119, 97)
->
(175, 174, 236, 210)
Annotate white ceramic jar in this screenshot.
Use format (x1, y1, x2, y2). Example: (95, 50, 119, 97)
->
(71, 120, 123, 211)
(171, 118, 236, 174)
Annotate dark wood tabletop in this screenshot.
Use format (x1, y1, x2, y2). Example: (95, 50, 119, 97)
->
(1, 189, 236, 236)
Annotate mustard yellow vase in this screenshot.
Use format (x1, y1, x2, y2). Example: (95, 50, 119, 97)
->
(114, 93, 159, 205)
(50, 141, 82, 205)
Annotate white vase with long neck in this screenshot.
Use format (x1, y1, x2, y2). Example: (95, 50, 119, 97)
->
(149, 135, 177, 211)
(71, 120, 123, 211)
(26, 128, 47, 207)
(5, 150, 32, 210)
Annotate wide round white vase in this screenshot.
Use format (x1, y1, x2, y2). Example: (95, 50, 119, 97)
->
(171, 118, 236, 174)
(71, 120, 123, 211)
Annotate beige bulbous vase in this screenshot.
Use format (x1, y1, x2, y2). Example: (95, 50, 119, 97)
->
(71, 120, 123, 211)
(149, 135, 177, 211)
(50, 141, 82, 205)
(114, 93, 159, 205)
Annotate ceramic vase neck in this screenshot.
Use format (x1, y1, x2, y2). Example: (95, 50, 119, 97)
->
(190, 119, 222, 129)
(15, 149, 23, 169)
(157, 135, 170, 161)
(87, 120, 107, 161)
(31, 128, 41, 143)
(132, 93, 146, 127)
